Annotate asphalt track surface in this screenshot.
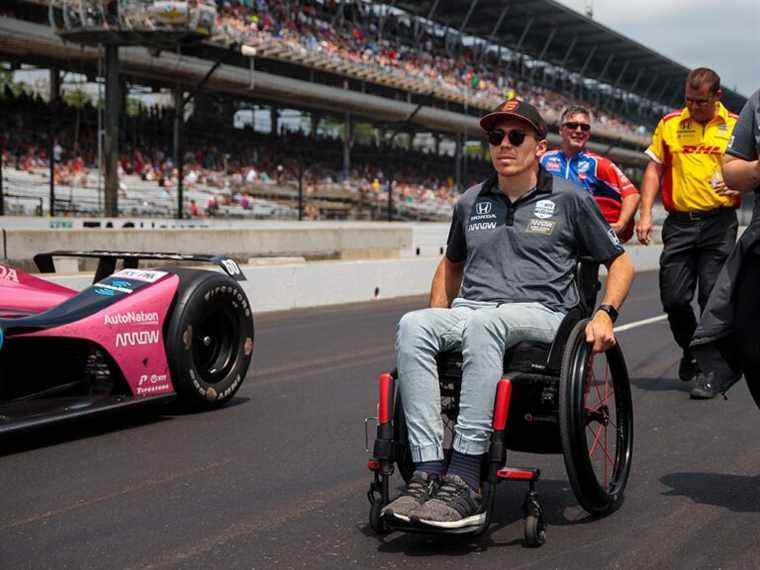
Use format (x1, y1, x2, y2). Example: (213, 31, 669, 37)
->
(3, 270, 760, 569)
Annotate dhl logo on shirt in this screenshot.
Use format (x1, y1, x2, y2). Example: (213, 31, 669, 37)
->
(681, 145, 722, 155)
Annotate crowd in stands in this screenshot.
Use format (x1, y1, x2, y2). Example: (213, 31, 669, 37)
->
(212, 0, 651, 138)
(8, 0, 656, 139)
(0, 86, 487, 219)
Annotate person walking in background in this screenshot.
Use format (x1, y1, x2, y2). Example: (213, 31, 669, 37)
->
(636, 68, 740, 391)
(689, 87, 760, 398)
(541, 105, 640, 243)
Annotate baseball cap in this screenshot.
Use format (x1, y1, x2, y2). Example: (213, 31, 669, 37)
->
(479, 99, 548, 139)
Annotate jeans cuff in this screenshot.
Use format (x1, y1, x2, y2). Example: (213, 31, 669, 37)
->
(453, 432, 490, 456)
(409, 443, 444, 463)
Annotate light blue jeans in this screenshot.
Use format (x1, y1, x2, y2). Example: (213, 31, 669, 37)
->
(395, 298, 565, 462)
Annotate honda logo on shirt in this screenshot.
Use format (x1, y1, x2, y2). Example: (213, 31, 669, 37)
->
(476, 201, 493, 215)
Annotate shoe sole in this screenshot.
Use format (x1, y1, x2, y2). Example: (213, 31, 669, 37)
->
(414, 512, 487, 529)
(689, 391, 717, 399)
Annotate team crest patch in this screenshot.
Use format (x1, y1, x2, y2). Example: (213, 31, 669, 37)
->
(544, 157, 561, 173)
(533, 199, 556, 219)
(526, 218, 556, 235)
(577, 161, 591, 173)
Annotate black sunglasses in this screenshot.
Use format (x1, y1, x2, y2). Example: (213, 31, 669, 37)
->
(562, 122, 591, 132)
(487, 129, 529, 147)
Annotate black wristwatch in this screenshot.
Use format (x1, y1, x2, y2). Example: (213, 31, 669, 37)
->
(596, 304, 619, 323)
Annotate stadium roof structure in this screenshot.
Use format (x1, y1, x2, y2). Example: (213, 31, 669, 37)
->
(396, 0, 747, 113)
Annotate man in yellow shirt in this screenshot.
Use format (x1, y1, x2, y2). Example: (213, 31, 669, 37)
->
(636, 68, 740, 394)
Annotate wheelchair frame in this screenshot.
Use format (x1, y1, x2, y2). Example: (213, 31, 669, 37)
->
(364, 262, 633, 545)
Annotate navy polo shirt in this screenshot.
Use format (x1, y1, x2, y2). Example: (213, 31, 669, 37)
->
(446, 168, 624, 312)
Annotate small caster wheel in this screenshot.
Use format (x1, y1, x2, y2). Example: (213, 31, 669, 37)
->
(369, 501, 390, 535)
(524, 514, 546, 547)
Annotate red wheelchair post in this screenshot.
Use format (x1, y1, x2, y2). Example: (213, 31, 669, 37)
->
(367, 372, 396, 532)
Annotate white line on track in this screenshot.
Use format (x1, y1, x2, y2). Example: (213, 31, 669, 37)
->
(614, 314, 668, 333)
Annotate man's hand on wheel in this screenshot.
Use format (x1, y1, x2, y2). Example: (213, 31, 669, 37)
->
(585, 312, 616, 354)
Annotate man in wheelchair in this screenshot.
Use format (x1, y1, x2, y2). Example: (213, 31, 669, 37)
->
(383, 100, 635, 530)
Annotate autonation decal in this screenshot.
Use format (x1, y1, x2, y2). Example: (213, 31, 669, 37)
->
(105, 311, 160, 326)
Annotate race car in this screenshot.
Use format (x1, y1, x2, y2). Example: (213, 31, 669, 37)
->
(0, 250, 254, 435)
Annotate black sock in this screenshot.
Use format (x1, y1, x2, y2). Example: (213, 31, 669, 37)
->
(414, 460, 445, 477)
(446, 451, 484, 492)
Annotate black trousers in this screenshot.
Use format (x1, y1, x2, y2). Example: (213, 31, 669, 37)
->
(659, 209, 738, 353)
(692, 202, 760, 381)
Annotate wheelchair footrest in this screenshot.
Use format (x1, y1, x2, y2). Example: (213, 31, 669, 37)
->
(496, 467, 540, 482)
(383, 516, 487, 536)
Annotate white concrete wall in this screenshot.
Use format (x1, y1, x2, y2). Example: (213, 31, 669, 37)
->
(48, 244, 663, 314)
(1, 224, 414, 263)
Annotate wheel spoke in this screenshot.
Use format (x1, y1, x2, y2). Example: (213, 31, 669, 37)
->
(585, 391, 612, 414)
(588, 363, 604, 402)
(587, 423, 604, 456)
(599, 435, 616, 468)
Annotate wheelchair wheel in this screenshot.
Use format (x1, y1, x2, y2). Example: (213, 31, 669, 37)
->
(559, 319, 633, 516)
(393, 389, 459, 484)
(524, 514, 546, 548)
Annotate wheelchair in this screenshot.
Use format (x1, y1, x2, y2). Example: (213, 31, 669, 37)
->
(364, 261, 633, 546)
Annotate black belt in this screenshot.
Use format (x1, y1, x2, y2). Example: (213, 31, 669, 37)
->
(668, 207, 735, 222)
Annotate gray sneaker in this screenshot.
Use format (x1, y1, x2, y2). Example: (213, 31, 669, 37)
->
(412, 474, 486, 529)
(381, 471, 439, 522)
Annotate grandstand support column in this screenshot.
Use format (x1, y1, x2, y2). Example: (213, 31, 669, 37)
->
(512, 16, 535, 70)
(174, 87, 184, 220)
(49, 67, 61, 216)
(270, 106, 279, 136)
(48, 101, 56, 218)
(560, 36, 579, 68)
(103, 45, 120, 218)
(298, 155, 305, 221)
(310, 113, 322, 138)
(343, 112, 352, 182)
(50, 67, 61, 102)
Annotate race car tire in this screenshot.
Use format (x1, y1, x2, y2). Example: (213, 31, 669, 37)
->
(163, 268, 254, 409)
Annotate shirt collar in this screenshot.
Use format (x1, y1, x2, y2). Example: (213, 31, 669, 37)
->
(679, 101, 730, 125)
(480, 168, 554, 198)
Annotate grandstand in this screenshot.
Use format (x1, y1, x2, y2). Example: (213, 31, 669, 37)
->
(0, 0, 749, 222)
